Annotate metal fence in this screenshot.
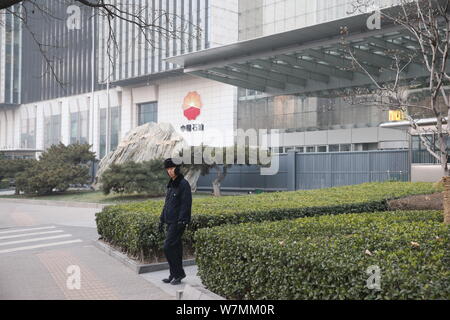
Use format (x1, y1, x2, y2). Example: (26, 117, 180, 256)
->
(196, 155, 290, 192)
(197, 150, 410, 192)
(411, 149, 450, 164)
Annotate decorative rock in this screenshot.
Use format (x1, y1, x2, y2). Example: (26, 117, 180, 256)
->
(92, 122, 201, 192)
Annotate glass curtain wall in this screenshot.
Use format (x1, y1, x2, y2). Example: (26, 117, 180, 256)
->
(238, 0, 399, 41)
(4, 5, 22, 104)
(237, 91, 387, 132)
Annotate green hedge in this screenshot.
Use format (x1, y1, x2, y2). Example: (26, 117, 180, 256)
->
(95, 181, 443, 260)
(194, 210, 450, 299)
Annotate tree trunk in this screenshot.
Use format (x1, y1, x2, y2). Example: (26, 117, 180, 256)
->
(443, 176, 450, 225)
(212, 167, 227, 197)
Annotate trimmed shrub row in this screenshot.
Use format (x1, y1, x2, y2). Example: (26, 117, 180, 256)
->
(95, 181, 443, 260)
(194, 210, 450, 300)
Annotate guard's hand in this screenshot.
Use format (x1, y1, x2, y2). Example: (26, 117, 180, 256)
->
(158, 222, 165, 233)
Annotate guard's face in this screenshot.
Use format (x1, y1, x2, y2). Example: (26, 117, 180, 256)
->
(166, 167, 177, 179)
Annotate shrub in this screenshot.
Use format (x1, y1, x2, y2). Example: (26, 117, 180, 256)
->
(194, 210, 450, 300)
(0, 179, 10, 189)
(0, 158, 35, 181)
(100, 159, 167, 196)
(95, 181, 443, 260)
(15, 143, 95, 195)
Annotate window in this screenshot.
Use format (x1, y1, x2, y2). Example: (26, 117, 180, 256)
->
(329, 144, 339, 152)
(20, 116, 36, 149)
(306, 146, 315, 153)
(317, 145, 327, 153)
(138, 101, 158, 126)
(270, 147, 283, 154)
(412, 135, 421, 150)
(99, 106, 121, 159)
(412, 134, 436, 151)
(362, 143, 378, 151)
(284, 146, 295, 153)
(43, 114, 61, 149)
(99, 108, 107, 159)
(340, 144, 351, 152)
(70, 111, 89, 145)
(110, 106, 121, 152)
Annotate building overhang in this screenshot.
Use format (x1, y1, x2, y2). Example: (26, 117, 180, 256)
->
(0, 103, 20, 109)
(167, 5, 449, 96)
(110, 69, 184, 87)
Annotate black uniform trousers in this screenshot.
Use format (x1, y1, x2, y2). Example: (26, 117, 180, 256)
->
(164, 223, 186, 278)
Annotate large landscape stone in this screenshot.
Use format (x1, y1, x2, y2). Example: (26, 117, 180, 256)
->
(92, 122, 201, 191)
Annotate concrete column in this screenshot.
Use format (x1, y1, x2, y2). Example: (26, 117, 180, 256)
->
(12, 107, 20, 149)
(35, 104, 44, 156)
(88, 93, 95, 147)
(120, 87, 133, 139)
(60, 100, 70, 145)
(5, 109, 12, 148)
(92, 92, 101, 159)
(0, 111, 6, 148)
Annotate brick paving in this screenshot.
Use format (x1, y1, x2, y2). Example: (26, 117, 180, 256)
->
(0, 202, 173, 300)
(36, 249, 119, 300)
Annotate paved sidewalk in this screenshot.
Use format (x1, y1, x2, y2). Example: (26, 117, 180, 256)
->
(141, 265, 224, 300)
(0, 241, 173, 300)
(0, 197, 109, 209)
(141, 266, 204, 297)
(0, 202, 173, 300)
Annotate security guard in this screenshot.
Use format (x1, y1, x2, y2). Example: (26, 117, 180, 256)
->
(159, 158, 192, 285)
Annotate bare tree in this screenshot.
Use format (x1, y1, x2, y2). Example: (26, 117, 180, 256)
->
(341, 0, 450, 175)
(0, 0, 201, 86)
(181, 144, 272, 197)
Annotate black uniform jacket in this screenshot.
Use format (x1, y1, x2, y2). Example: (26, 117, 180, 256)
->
(160, 173, 192, 225)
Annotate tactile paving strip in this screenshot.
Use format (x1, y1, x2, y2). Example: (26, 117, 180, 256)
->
(36, 249, 119, 300)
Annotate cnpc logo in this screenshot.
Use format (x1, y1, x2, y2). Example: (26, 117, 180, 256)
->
(67, 5, 81, 30)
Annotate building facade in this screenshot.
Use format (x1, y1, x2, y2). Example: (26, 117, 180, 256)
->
(0, 0, 239, 159)
(0, 0, 444, 162)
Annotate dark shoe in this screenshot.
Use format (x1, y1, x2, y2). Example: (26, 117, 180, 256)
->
(170, 275, 186, 285)
(162, 275, 174, 283)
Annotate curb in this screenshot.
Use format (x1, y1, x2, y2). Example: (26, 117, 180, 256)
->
(0, 197, 110, 209)
(177, 285, 226, 300)
(94, 240, 196, 274)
